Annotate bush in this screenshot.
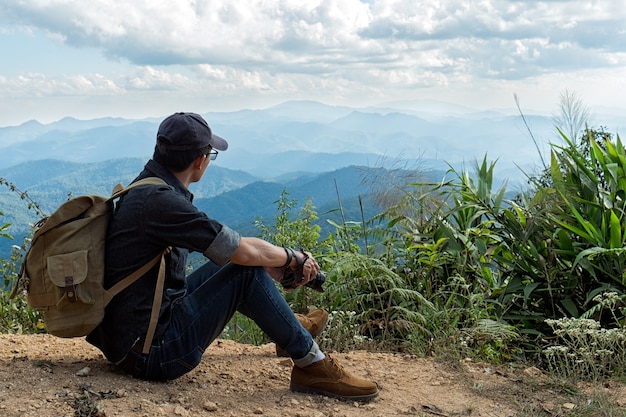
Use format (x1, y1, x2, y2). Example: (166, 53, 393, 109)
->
(543, 317, 626, 381)
(1, 180, 44, 334)
(0, 238, 43, 334)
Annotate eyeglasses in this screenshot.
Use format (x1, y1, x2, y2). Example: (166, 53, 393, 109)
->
(205, 149, 219, 161)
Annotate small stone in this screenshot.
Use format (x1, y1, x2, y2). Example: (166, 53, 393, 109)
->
(563, 403, 576, 410)
(253, 408, 263, 414)
(523, 366, 544, 378)
(55, 389, 69, 398)
(203, 401, 218, 412)
(174, 405, 189, 416)
(75, 366, 91, 377)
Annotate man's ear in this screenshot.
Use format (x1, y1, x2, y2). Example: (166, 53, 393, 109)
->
(193, 154, 206, 170)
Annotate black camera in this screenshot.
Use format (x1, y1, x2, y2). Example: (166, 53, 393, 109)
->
(280, 270, 326, 292)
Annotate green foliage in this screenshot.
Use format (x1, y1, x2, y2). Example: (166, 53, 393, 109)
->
(1, 179, 44, 334)
(371, 129, 626, 366)
(0, 178, 45, 218)
(0, 230, 43, 334)
(490, 122, 614, 336)
(254, 188, 333, 314)
(0, 288, 44, 334)
(221, 189, 335, 344)
(459, 318, 521, 364)
(255, 188, 327, 253)
(317, 310, 372, 353)
(0, 214, 12, 240)
(366, 157, 521, 356)
(320, 251, 432, 351)
(539, 129, 626, 327)
(219, 311, 269, 345)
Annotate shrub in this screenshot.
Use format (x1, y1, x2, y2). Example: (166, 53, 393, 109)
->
(543, 317, 626, 381)
(0, 237, 43, 334)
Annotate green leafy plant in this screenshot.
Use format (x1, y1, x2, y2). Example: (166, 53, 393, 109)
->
(254, 188, 332, 313)
(221, 189, 333, 345)
(255, 188, 327, 253)
(0, 213, 12, 241)
(1, 179, 45, 334)
(321, 251, 433, 351)
(0, 223, 43, 334)
(218, 312, 268, 346)
(317, 309, 372, 352)
(545, 130, 626, 326)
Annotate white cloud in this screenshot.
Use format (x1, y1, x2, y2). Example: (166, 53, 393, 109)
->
(4, 0, 622, 73)
(125, 67, 192, 90)
(0, 72, 124, 97)
(0, 0, 625, 125)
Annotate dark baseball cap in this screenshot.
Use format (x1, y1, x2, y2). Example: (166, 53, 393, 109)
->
(156, 112, 228, 152)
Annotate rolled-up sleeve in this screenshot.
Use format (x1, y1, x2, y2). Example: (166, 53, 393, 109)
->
(204, 224, 241, 266)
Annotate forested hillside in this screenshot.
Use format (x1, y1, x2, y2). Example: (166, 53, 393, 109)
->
(0, 158, 443, 258)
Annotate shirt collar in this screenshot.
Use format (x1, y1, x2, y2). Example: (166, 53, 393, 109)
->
(140, 159, 194, 201)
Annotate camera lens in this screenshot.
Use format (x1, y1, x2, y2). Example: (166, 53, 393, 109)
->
(305, 271, 326, 292)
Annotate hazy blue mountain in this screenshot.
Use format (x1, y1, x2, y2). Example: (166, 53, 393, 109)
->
(0, 121, 157, 168)
(0, 158, 257, 198)
(0, 158, 259, 258)
(0, 100, 567, 185)
(8, 99, 620, 258)
(227, 150, 408, 179)
(191, 164, 448, 238)
(0, 157, 448, 259)
(196, 165, 368, 227)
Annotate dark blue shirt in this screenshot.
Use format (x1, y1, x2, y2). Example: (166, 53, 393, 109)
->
(86, 159, 241, 363)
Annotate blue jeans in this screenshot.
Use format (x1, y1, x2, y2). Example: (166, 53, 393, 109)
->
(130, 262, 316, 380)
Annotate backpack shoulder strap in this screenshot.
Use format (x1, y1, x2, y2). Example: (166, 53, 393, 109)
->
(106, 176, 170, 353)
(110, 177, 167, 200)
(85, 177, 167, 221)
(142, 250, 168, 354)
(103, 247, 170, 303)
(104, 247, 172, 354)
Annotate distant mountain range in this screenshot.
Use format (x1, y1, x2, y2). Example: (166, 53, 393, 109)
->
(0, 99, 576, 181)
(0, 158, 444, 259)
(2, 99, 624, 259)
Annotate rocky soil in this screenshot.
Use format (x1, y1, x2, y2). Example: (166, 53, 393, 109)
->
(1, 334, 625, 417)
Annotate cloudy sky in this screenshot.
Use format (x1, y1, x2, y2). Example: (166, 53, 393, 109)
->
(0, 0, 625, 126)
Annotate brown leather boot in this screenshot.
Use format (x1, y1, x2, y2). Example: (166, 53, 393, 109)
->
(290, 354, 379, 401)
(276, 308, 329, 357)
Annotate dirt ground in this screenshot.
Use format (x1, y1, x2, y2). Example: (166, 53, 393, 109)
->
(1, 334, 625, 417)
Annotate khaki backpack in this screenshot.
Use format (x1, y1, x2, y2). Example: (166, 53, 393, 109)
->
(11, 177, 169, 354)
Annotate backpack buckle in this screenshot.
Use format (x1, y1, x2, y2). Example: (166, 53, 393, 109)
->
(64, 276, 77, 303)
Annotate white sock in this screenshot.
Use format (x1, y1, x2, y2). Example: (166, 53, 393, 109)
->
(293, 341, 326, 368)
(312, 350, 326, 363)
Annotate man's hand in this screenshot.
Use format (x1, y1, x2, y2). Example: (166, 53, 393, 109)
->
(280, 249, 320, 288)
(265, 250, 318, 283)
(231, 238, 322, 290)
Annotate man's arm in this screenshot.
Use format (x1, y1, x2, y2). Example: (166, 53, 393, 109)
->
(230, 237, 320, 285)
